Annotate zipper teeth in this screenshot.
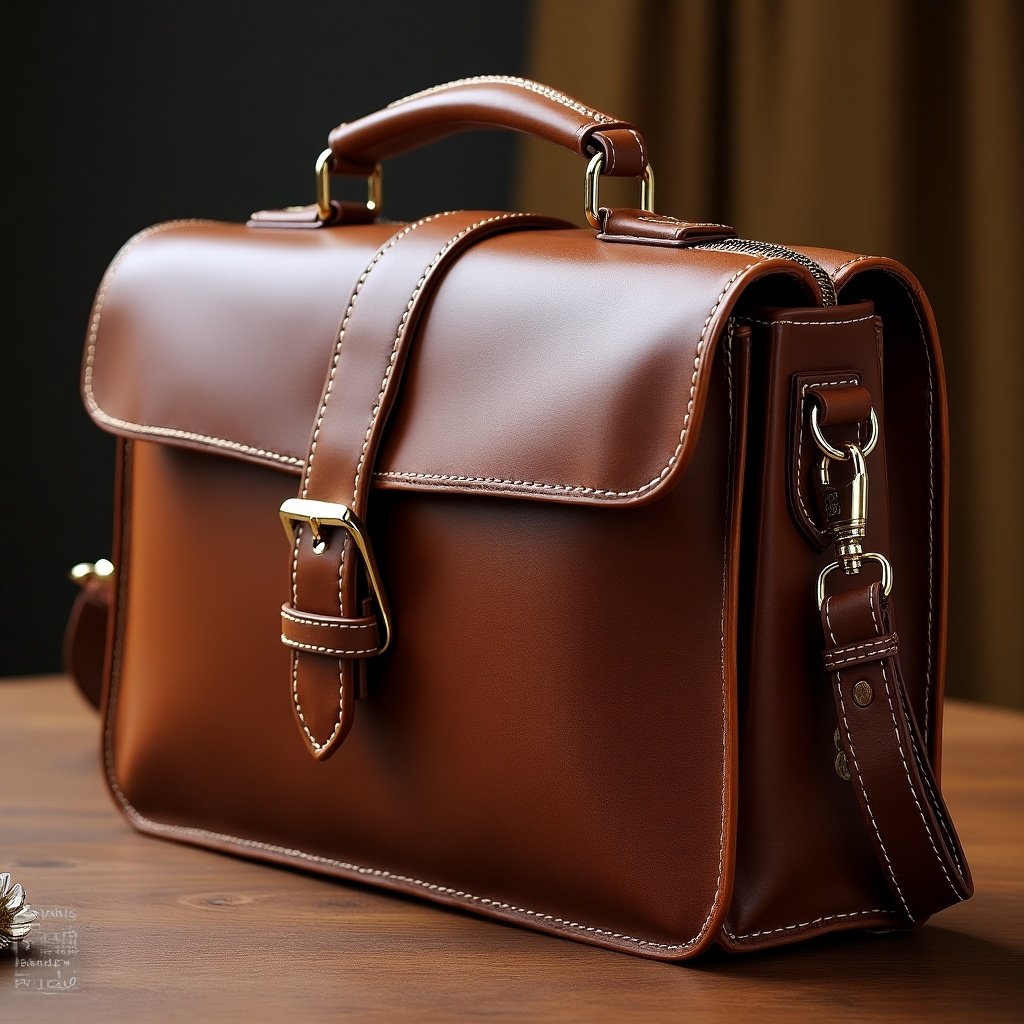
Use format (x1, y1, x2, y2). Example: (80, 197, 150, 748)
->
(693, 238, 838, 306)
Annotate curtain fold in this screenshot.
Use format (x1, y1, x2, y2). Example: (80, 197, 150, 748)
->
(520, 0, 1023, 707)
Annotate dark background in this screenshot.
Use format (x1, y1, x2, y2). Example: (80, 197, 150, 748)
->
(1, 1, 532, 675)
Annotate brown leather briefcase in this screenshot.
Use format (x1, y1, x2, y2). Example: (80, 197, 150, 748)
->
(69, 77, 972, 958)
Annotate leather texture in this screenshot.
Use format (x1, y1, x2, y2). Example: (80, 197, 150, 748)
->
(597, 208, 736, 246)
(327, 76, 649, 177)
(286, 210, 567, 758)
(821, 583, 972, 920)
(63, 576, 111, 709)
(72, 79, 970, 959)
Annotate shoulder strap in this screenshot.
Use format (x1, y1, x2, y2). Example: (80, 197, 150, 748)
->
(821, 582, 973, 921)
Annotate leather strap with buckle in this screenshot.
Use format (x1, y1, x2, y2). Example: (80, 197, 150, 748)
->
(279, 209, 568, 760)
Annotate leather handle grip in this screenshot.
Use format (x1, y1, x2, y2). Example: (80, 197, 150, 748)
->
(327, 76, 649, 178)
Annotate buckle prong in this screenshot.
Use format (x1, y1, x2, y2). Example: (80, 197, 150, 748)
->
(279, 498, 392, 653)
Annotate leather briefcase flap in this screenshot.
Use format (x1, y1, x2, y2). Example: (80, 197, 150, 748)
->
(83, 219, 822, 506)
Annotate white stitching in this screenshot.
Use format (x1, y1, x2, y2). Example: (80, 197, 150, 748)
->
(290, 212, 460, 753)
(737, 262, 940, 945)
(736, 315, 875, 327)
(281, 608, 371, 630)
(350, 214, 531, 506)
(890, 274, 935, 741)
(828, 635, 899, 657)
(384, 76, 618, 124)
(868, 587, 961, 901)
(92, 813, 692, 949)
(832, 260, 936, 741)
(301, 212, 460, 500)
(635, 216, 732, 230)
(827, 596, 913, 920)
(374, 264, 761, 501)
(826, 645, 899, 667)
(97, 233, 733, 956)
(103, 442, 730, 954)
(85, 235, 763, 501)
(82, 220, 303, 468)
(626, 127, 647, 169)
(726, 907, 898, 941)
(898, 686, 966, 877)
(281, 637, 377, 657)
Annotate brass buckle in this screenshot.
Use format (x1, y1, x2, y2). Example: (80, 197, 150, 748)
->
(279, 498, 392, 653)
(315, 149, 382, 222)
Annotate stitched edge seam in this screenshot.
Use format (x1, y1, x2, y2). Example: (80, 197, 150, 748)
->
(281, 637, 377, 657)
(867, 588, 961, 900)
(726, 907, 899, 942)
(100, 343, 735, 962)
(384, 76, 617, 123)
(897, 687, 966, 877)
(825, 645, 899, 668)
(83, 221, 762, 501)
(725, 260, 940, 946)
(281, 608, 372, 631)
(290, 212, 466, 754)
(350, 214, 534, 505)
(829, 260, 936, 741)
(826, 596, 913, 920)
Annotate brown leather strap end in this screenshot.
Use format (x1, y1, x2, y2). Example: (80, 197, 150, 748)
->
(280, 604, 381, 658)
(247, 201, 376, 230)
(597, 209, 735, 247)
(822, 583, 973, 923)
(63, 576, 112, 710)
(808, 383, 873, 427)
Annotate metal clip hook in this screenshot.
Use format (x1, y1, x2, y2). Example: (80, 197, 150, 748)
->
(817, 442, 868, 574)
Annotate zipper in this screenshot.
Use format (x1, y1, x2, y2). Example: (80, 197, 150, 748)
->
(692, 238, 838, 307)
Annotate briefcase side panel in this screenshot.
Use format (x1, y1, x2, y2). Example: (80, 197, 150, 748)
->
(101, 334, 743, 960)
(722, 275, 948, 949)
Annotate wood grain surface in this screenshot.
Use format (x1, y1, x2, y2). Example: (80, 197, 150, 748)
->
(1, 677, 1021, 1022)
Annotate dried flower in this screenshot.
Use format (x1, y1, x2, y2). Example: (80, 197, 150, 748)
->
(0, 872, 38, 949)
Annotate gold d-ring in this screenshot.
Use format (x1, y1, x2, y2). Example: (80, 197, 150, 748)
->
(316, 148, 383, 222)
(584, 153, 655, 228)
(817, 552, 893, 609)
(810, 406, 879, 461)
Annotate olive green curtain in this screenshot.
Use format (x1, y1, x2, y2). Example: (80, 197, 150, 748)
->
(519, 0, 1023, 707)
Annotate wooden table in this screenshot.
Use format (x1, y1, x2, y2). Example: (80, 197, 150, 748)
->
(2, 678, 1021, 1022)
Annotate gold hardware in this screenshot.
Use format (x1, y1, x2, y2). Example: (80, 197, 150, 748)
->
(853, 680, 874, 707)
(69, 558, 114, 585)
(833, 729, 851, 781)
(818, 442, 869, 574)
(817, 552, 893, 609)
(584, 153, 655, 229)
(810, 405, 878, 461)
(315, 148, 382, 222)
(279, 498, 392, 653)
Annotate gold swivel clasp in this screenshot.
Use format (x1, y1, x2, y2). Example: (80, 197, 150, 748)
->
(817, 441, 869, 575)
